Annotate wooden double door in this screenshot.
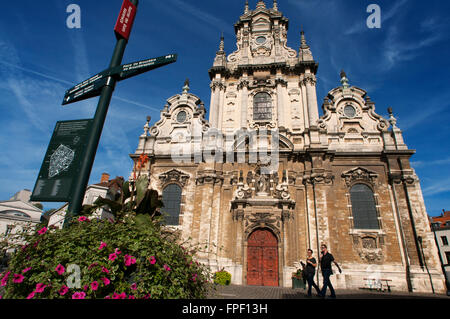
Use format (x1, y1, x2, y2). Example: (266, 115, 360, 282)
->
(247, 229, 279, 287)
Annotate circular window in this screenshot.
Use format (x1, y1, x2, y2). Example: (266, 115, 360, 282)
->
(256, 36, 266, 45)
(344, 105, 356, 118)
(177, 111, 187, 123)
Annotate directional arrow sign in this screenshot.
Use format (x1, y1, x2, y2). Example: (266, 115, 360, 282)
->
(115, 54, 178, 81)
(62, 74, 110, 105)
(62, 54, 177, 106)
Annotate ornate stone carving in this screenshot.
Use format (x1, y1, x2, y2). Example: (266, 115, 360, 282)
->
(352, 234, 384, 264)
(196, 171, 224, 185)
(342, 167, 378, 187)
(244, 213, 281, 236)
(159, 169, 190, 187)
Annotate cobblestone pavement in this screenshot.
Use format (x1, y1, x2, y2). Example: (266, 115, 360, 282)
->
(207, 285, 450, 299)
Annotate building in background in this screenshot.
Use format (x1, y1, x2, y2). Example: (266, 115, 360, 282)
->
(44, 173, 121, 229)
(128, 1, 445, 293)
(430, 210, 450, 293)
(0, 190, 44, 269)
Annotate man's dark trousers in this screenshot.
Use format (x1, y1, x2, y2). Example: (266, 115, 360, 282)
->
(320, 269, 336, 298)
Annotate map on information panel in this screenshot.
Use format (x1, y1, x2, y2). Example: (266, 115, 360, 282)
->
(48, 144, 76, 178)
(31, 119, 93, 202)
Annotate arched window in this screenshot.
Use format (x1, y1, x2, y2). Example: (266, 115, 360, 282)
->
(161, 184, 182, 226)
(350, 184, 379, 229)
(253, 92, 272, 121)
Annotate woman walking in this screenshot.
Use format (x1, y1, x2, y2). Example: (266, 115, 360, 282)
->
(304, 249, 321, 297)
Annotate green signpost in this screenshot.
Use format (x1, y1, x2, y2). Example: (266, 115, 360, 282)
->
(30, 0, 177, 227)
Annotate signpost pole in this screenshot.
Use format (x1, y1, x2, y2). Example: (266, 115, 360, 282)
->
(64, 0, 139, 226)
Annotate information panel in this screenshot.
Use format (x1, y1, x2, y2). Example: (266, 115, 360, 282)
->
(30, 119, 93, 202)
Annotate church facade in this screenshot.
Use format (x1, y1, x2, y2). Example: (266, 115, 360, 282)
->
(130, 1, 445, 293)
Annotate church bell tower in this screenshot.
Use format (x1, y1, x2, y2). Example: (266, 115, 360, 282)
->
(208, 0, 321, 147)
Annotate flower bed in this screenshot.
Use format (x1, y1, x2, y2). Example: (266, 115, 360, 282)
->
(0, 215, 210, 299)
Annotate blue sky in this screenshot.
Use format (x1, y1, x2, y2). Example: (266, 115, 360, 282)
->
(0, 0, 449, 216)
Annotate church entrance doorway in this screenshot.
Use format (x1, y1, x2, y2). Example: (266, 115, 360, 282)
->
(247, 228, 279, 286)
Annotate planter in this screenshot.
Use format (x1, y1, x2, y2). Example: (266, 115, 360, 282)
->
(292, 276, 306, 289)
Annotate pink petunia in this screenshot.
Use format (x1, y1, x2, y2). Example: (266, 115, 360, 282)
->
(90, 281, 99, 291)
(114, 248, 122, 255)
(98, 242, 107, 250)
(35, 283, 46, 293)
(112, 292, 127, 299)
(26, 291, 35, 299)
(55, 264, 65, 275)
(88, 262, 98, 270)
(124, 255, 137, 267)
(1, 271, 10, 287)
(149, 256, 156, 265)
(72, 292, 86, 299)
(78, 216, 88, 222)
(59, 285, 69, 296)
(129, 295, 136, 299)
(164, 264, 171, 271)
(101, 277, 110, 286)
(108, 253, 118, 261)
(22, 267, 32, 273)
(130, 283, 137, 290)
(13, 274, 24, 284)
(37, 227, 47, 235)
(101, 267, 109, 273)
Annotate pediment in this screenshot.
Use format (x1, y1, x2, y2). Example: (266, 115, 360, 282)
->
(341, 167, 378, 186)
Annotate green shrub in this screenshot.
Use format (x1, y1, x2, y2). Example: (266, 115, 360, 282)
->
(213, 270, 231, 286)
(0, 215, 211, 299)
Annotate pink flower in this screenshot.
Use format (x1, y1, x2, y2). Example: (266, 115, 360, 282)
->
(130, 283, 137, 290)
(22, 267, 32, 273)
(101, 267, 109, 273)
(101, 277, 110, 286)
(83, 285, 88, 291)
(114, 248, 122, 255)
(102, 277, 111, 286)
(124, 255, 137, 267)
(129, 295, 136, 299)
(26, 291, 35, 299)
(112, 292, 127, 299)
(149, 256, 156, 265)
(78, 216, 88, 222)
(90, 281, 99, 291)
(59, 285, 69, 296)
(1, 271, 10, 287)
(37, 227, 47, 235)
(72, 292, 86, 299)
(192, 274, 198, 282)
(108, 253, 118, 261)
(55, 264, 65, 275)
(13, 274, 24, 284)
(35, 283, 46, 293)
(164, 264, 171, 271)
(88, 262, 98, 270)
(98, 242, 107, 250)
(104, 296, 111, 299)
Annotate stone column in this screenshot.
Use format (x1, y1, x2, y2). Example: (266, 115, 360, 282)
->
(239, 79, 249, 129)
(276, 78, 286, 128)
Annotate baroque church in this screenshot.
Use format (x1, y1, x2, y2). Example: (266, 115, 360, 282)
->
(130, 1, 445, 292)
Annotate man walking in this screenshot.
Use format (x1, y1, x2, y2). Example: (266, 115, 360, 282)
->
(319, 244, 342, 299)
